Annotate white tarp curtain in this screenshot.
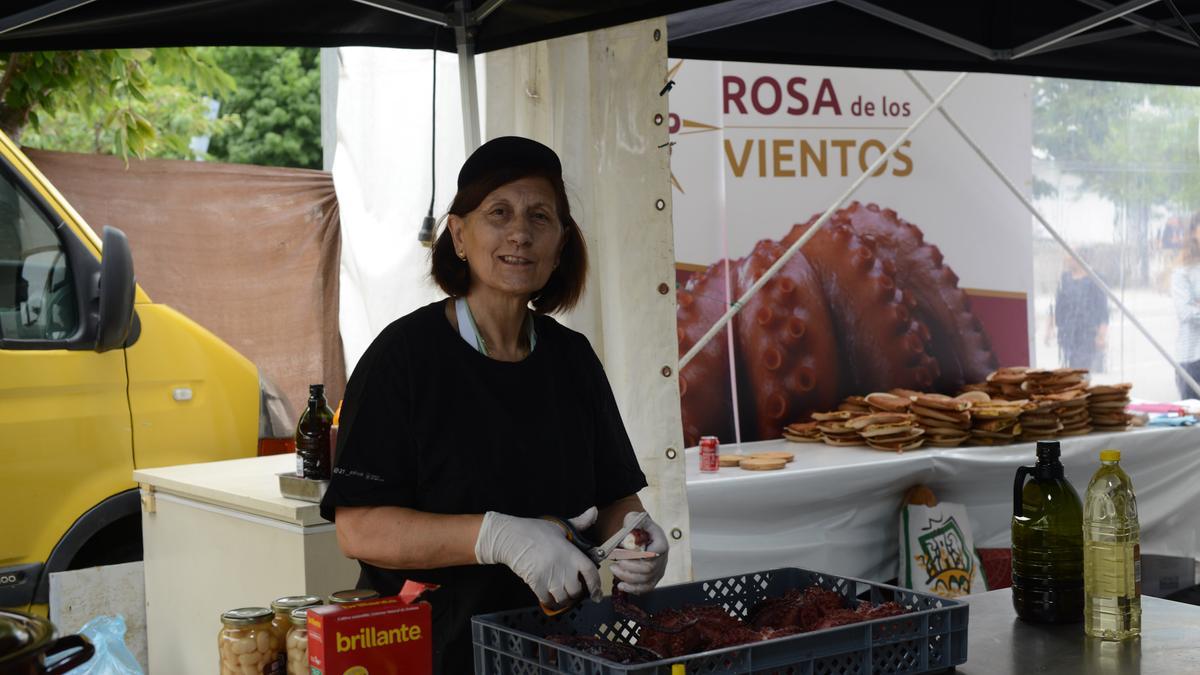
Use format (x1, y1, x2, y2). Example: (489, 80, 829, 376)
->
(686, 426, 1200, 584)
(332, 20, 691, 584)
(484, 17, 691, 585)
(334, 46, 469, 371)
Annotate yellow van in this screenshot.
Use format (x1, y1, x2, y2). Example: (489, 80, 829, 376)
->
(0, 131, 287, 614)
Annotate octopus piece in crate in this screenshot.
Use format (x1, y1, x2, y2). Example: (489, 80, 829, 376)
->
(545, 635, 662, 665)
(747, 586, 845, 630)
(631, 604, 765, 660)
(607, 584, 909, 660)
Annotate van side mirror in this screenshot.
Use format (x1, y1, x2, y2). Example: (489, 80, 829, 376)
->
(95, 226, 135, 353)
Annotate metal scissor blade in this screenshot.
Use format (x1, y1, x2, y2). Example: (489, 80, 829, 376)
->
(590, 511, 650, 563)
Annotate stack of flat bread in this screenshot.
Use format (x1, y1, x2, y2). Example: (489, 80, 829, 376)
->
(1088, 383, 1132, 431)
(813, 410, 865, 446)
(782, 421, 822, 443)
(969, 398, 1028, 445)
(838, 395, 872, 414)
(779, 368, 1133, 450)
(909, 393, 974, 447)
(845, 412, 924, 452)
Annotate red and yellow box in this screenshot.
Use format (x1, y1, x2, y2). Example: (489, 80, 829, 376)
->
(307, 583, 432, 675)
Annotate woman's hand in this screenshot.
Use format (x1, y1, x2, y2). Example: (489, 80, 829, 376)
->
(475, 507, 603, 607)
(611, 512, 669, 593)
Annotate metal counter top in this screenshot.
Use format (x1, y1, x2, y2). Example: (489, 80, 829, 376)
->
(958, 589, 1200, 673)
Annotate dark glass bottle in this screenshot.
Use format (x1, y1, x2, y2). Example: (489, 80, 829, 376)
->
(1011, 440, 1084, 623)
(295, 384, 334, 480)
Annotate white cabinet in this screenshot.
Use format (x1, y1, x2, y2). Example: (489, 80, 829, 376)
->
(136, 454, 359, 674)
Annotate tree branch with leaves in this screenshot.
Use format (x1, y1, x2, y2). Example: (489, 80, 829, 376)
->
(0, 48, 235, 160)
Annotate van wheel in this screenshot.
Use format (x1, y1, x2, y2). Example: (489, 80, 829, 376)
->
(68, 515, 143, 569)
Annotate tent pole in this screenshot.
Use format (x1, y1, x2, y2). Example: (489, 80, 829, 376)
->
(1030, 23, 1165, 56)
(838, 0, 998, 60)
(903, 70, 1200, 399)
(1010, 0, 1159, 60)
(347, 0, 448, 26)
(1078, 0, 1199, 45)
(668, 0, 834, 41)
(679, 72, 968, 370)
(455, 1, 482, 152)
(470, 0, 510, 24)
(0, 0, 96, 35)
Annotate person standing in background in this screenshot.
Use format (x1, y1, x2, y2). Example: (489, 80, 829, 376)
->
(1046, 254, 1109, 372)
(1171, 213, 1200, 399)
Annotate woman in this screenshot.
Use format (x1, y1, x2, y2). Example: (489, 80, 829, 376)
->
(320, 136, 670, 672)
(1171, 212, 1200, 399)
(1047, 254, 1108, 371)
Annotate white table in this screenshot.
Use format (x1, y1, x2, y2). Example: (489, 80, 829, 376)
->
(686, 425, 1200, 583)
(136, 454, 360, 675)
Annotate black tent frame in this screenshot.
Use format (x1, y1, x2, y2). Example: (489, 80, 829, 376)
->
(4, 0, 1200, 393)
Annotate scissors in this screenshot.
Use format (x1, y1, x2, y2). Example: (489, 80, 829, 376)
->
(539, 511, 658, 615)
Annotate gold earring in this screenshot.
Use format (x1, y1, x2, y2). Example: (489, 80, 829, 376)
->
(458, 251, 467, 261)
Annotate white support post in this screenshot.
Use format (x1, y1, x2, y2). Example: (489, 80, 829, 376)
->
(679, 72, 968, 370)
(484, 18, 691, 583)
(903, 70, 1200, 398)
(319, 48, 339, 172)
(455, 1, 482, 152)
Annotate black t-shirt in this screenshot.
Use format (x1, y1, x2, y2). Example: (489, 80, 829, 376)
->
(319, 300, 647, 673)
(1055, 272, 1109, 349)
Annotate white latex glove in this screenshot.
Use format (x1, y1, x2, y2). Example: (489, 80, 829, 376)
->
(610, 512, 670, 594)
(475, 506, 603, 606)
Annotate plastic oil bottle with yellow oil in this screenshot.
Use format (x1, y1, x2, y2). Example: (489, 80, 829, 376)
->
(1083, 449, 1141, 640)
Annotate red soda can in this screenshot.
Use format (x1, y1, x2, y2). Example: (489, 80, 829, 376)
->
(699, 436, 720, 472)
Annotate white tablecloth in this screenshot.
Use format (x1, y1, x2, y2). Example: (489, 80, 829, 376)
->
(686, 425, 1200, 582)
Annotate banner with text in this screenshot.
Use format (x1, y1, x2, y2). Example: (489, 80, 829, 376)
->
(671, 62, 1033, 446)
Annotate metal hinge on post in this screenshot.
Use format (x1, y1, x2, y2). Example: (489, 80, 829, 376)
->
(140, 483, 156, 514)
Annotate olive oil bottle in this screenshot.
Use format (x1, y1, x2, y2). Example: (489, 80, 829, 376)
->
(1083, 449, 1141, 640)
(1011, 441, 1084, 623)
(296, 384, 334, 480)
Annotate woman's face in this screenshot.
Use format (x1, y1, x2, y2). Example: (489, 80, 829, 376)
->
(449, 176, 565, 301)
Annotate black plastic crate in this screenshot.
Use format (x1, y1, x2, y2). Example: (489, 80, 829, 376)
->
(472, 567, 968, 674)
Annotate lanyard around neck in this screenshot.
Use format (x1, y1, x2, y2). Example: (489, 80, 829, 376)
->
(455, 296, 536, 357)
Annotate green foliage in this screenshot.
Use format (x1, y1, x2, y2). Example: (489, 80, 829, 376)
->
(1033, 77, 1200, 284)
(1, 48, 235, 160)
(205, 47, 322, 169)
(1033, 77, 1200, 213)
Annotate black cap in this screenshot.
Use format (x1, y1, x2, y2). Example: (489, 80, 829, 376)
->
(457, 136, 562, 190)
(1035, 440, 1061, 461)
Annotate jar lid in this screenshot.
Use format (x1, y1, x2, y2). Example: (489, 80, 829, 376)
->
(289, 607, 311, 626)
(271, 595, 323, 612)
(221, 607, 273, 627)
(328, 589, 379, 604)
(1100, 449, 1121, 462)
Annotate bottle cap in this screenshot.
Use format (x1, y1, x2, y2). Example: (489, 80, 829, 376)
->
(1100, 449, 1120, 462)
(309, 383, 325, 395)
(1035, 440, 1061, 461)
